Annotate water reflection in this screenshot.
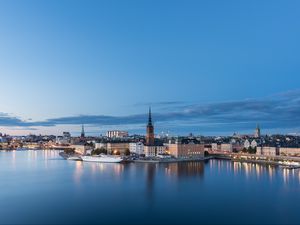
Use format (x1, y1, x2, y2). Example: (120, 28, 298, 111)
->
(162, 161, 205, 180)
(74, 161, 84, 184)
(73, 160, 125, 184)
(145, 163, 156, 200)
(210, 159, 300, 184)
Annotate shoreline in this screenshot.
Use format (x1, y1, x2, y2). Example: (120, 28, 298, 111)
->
(2, 149, 300, 169)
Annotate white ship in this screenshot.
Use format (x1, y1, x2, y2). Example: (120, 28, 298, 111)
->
(67, 156, 82, 161)
(81, 155, 123, 163)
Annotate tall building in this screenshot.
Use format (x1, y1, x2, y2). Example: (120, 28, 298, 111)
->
(144, 107, 167, 157)
(146, 107, 155, 146)
(254, 124, 261, 138)
(81, 124, 85, 138)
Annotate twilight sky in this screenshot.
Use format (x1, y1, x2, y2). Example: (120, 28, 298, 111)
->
(0, 0, 300, 136)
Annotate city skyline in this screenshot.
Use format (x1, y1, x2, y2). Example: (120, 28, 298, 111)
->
(0, 0, 300, 135)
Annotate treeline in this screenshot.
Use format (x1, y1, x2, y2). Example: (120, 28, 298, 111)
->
(242, 147, 257, 154)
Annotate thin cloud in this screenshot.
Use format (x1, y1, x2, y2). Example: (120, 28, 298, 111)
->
(0, 89, 300, 134)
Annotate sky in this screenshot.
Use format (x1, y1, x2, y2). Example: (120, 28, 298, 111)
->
(0, 0, 300, 136)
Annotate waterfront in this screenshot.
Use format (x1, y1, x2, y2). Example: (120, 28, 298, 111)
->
(0, 150, 300, 224)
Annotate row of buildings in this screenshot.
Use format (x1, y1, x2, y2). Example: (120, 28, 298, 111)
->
(256, 146, 300, 157)
(2, 108, 300, 158)
(91, 108, 205, 158)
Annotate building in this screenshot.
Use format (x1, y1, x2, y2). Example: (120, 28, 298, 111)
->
(144, 145, 166, 157)
(211, 143, 221, 151)
(256, 146, 279, 156)
(81, 125, 85, 138)
(95, 142, 107, 150)
(143, 107, 166, 157)
(56, 132, 71, 145)
(106, 142, 129, 155)
(129, 142, 144, 155)
(254, 124, 261, 138)
(63, 132, 71, 139)
(146, 107, 155, 146)
(220, 144, 233, 152)
(167, 138, 204, 158)
(279, 147, 300, 157)
(251, 140, 258, 148)
(244, 140, 251, 149)
(71, 144, 90, 155)
(106, 130, 128, 138)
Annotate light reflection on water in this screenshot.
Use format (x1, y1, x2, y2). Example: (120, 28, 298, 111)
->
(210, 159, 300, 184)
(0, 151, 300, 224)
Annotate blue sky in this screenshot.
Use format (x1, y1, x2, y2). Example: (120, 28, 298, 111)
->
(0, 0, 299, 136)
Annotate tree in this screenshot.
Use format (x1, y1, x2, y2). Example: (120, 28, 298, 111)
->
(64, 148, 75, 154)
(248, 147, 257, 154)
(242, 148, 248, 153)
(124, 148, 130, 156)
(92, 147, 107, 155)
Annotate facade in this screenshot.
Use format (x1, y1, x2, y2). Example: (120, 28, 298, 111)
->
(63, 132, 71, 139)
(146, 107, 155, 146)
(129, 142, 144, 155)
(251, 140, 258, 148)
(256, 146, 279, 156)
(95, 142, 107, 149)
(56, 137, 70, 145)
(167, 139, 204, 158)
(211, 143, 221, 151)
(106, 142, 129, 155)
(56, 132, 71, 145)
(106, 130, 128, 138)
(220, 144, 233, 152)
(244, 140, 251, 149)
(144, 145, 166, 157)
(279, 147, 300, 157)
(71, 144, 89, 155)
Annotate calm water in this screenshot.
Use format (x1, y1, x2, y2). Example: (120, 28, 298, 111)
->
(0, 150, 299, 225)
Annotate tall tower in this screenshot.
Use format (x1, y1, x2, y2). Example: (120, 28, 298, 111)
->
(254, 124, 261, 138)
(81, 124, 85, 138)
(146, 107, 155, 146)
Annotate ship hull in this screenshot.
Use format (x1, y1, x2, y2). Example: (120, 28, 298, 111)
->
(81, 156, 123, 163)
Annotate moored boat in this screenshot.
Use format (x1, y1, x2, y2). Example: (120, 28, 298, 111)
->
(67, 156, 82, 161)
(81, 155, 123, 163)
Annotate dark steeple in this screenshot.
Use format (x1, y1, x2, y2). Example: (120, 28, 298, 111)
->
(146, 107, 154, 146)
(81, 124, 85, 138)
(148, 107, 153, 126)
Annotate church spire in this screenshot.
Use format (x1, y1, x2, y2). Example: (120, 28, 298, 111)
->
(146, 107, 154, 146)
(148, 107, 152, 126)
(81, 124, 85, 138)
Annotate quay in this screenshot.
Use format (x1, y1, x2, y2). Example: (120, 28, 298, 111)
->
(211, 152, 300, 169)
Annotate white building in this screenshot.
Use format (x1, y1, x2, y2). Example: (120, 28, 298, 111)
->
(220, 144, 233, 152)
(129, 142, 144, 155)
(71, 145, 90, 155)
(144, 145, 166, 157)
(251, 140, 258, 148)
(56, 136, 70, 145)
(106, 130, 128, 138)
(244, 140, 251, 149)
(56, 132, 71, 145)
(63, 132, 71, 139)
(95, 142, 107, 149)
(211, 143, 221, 151)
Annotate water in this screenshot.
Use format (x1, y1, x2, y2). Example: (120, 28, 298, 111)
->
(0, 150, 299, 225)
